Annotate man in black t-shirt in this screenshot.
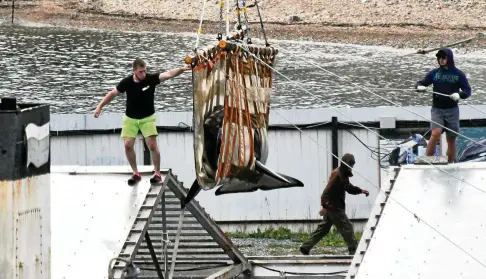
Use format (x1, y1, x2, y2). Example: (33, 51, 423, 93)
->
(94, 58, 191, 185)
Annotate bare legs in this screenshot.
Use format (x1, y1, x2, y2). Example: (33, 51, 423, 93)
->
(124, 137, 138, 173)
(425, 128, 456, 163)
(124, 136, 160, 175)
(145, 136, 161, 176)
(446, 135, 456, 163)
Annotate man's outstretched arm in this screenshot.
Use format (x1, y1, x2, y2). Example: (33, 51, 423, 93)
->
(345, 182, 369, 196)
(94, 88, 119, 118)
(159, 65, 191, 82)
(415, 70, 435, 91)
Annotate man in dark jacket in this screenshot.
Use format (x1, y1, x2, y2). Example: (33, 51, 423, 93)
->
(415, 48, 472, 163)
(300, 153, 369, 255)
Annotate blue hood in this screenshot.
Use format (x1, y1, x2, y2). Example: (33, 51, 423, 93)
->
(436, 48, 455, 68)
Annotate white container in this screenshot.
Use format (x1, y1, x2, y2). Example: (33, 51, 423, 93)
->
(418, 146, 426, 156)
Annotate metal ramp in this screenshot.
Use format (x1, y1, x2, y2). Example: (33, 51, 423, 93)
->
(110, 170, 169, 279)
(346, 163, 486, 279)
(113, 170, 250, 279)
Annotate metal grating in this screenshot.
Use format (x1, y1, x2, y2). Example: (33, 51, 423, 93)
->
(111, 172, 169, 279)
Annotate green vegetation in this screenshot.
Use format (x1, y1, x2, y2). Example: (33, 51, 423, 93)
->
(226, 226, 362, 247)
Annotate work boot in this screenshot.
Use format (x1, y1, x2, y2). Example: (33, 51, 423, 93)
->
(299, 246, 310, 255)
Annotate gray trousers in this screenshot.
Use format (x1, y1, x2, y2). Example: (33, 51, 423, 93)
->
(301, 210, 357, 253)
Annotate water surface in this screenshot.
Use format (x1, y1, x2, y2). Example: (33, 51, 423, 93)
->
(1, 24, 486, 114)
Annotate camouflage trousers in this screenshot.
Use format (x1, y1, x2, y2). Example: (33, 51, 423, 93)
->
(301, 209, 358, 254)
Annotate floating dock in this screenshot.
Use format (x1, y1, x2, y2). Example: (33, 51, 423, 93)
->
(50, 165, 351, 279)
(347, 162, 486, 279)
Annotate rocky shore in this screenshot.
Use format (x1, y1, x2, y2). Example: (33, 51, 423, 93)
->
(1, 0, 485, 50)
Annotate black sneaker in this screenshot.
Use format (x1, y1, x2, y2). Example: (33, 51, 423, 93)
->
(128, 173, 141, 186)
(150, 174, 162, 184)
(300, 246, 310, 255)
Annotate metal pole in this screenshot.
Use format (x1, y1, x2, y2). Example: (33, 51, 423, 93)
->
(11, 0, 15, 24)
(145, 231, 165, 279)
(225, 0, 230, 37)
(331, 116, 339, 170)
(161, 191, 168, 278)
(163, 233, 168, 278)
(168, 208, 185, 279)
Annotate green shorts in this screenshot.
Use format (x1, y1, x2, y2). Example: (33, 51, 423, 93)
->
(121, 114, 158, 138)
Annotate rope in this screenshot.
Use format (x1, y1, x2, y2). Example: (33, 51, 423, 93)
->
(232, 40, 486, 197)
(201, 51, 486, 269)
(218, 0, 224, 40)
(268, 32, 484, 77)
(430, 91, 486, 116)
(194, 0, 207, 50)
(352, 86, 486, 116)
(254, 0, 269, 47)
(271, 105, 486, 271)
(416, 32, 486, 54)
(235, 0, 242, 29)
(225, 0, 230, 37)
(241, 0, 252, 43)
(273, 46, 486, 151)
(252, 263, 348, 276)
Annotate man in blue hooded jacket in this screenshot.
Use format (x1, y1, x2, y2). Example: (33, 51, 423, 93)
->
(415, 48, 472, 163)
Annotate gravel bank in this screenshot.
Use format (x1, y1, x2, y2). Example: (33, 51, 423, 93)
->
(231, 238, 348, 256)
(98, 0, 486, 29)
(1, 0, 485, 50)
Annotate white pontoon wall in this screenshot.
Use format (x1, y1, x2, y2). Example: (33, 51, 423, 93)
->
(48, 105, 486, 232)
(48, 110, 381, 229)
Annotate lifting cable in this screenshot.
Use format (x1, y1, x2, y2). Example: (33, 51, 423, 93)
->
(218, 0, 224, 41)
(233, 39, 486, 197)
(273, 46, 486, 151)
(273, 31, 486, 115)
(253, 0, 269, 47)
(240, 1, 252, 43)
(194, 0, 207, 51)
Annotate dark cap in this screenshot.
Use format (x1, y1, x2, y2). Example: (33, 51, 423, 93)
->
(436, 49, 447, 59)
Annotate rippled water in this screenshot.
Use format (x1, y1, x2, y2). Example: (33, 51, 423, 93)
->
(1, 24, 486, 114)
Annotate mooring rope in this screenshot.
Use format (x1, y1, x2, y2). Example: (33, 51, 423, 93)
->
(366, 87, 486, 116)
(272, 46, 486, 151)
(231, 40, 486, 197)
